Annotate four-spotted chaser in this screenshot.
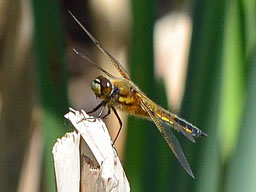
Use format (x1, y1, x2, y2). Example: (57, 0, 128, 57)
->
(69, 11, 207, 178)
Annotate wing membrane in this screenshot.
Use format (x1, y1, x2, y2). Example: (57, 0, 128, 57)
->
(140, 100, 195, 178)
(137, 91, 196, 143)
(69, 11, 131, 80)
(72, 48, 116, 79)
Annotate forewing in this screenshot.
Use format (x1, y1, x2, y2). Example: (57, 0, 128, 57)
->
(69, 11, 131, 80)
(72, 48, 116, 79)
(140, 100, 195, 178)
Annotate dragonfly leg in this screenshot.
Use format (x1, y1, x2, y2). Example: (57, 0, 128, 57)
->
(78, 101, 106, 122)
(111, 106, 122, 145)
(102, 107, 111, 119)
(87, 101, 105, 114)
(97, 105, 106, 118)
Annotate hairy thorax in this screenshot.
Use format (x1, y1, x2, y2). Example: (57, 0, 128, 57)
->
(109, 79, 148, 117)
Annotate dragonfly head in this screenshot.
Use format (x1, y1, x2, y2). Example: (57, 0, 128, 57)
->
(91, 76, 113, 99)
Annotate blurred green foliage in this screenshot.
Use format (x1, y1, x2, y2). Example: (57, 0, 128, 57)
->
(124, 0, 256, 192)
(124, 0, 176, 191)
(27, 0, 256, 191)
(124, 0, 156, 191)
(32, 0, 68, 191)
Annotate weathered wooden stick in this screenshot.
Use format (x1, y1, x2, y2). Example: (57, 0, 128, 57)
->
(52, 108, 130, 192)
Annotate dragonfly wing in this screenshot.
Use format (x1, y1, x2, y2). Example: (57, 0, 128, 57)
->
(140, 100, 195, 178)
(69, 11, 131, 80)
(137, 91, 196, 143)
(161, 123, 195, 178)
(72, 48, 116, 79)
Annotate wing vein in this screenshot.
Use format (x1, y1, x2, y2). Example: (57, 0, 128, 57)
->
(69, 11, 131, 80)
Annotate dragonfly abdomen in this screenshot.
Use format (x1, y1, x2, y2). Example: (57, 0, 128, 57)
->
(154, 108, 207, 138)
(172, 117, 206, 137)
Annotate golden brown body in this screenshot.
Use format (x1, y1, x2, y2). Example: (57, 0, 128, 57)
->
(110, 78, 204, 140)
(110, 78, 148, 116)
(111, 78, 174, 121)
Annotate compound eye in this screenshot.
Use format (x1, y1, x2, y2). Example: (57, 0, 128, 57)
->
(91, 76, 113, 99)
(99, 77, 112, 96)
(101, 78, 111, 88)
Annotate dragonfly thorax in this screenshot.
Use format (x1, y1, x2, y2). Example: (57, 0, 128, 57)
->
(91, 76, 114, 99)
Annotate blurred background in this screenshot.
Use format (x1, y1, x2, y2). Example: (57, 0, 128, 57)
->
(0, 0, 256, 191)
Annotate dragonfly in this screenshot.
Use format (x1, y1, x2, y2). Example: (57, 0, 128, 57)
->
(69, 11, 208, 179)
